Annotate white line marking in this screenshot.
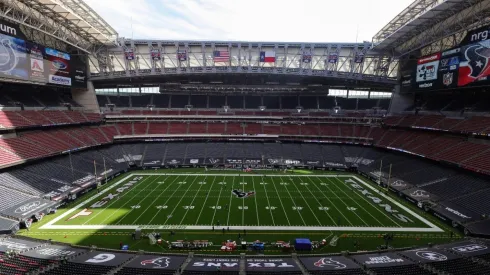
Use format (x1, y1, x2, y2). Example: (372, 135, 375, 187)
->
(195, 176, 217, 225)
(40, 224, 444, 232)
(304, 176, 353, 226)
(225, 176, 235, 226)
(131, 175, 180, 225)
(287, 176, 323, 226)
(147, 175, 191, 225)
(269, 176, 292, 226)
(40, 173, 443, 232)
(352, 175, 441, 231)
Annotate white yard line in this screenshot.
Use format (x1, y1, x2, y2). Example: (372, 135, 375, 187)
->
(278, 175, 307, 226)
(287, 176, 324, 226)
(316, 176, 369, 226)
(210, 175, 224, 226)
(179, 176, 208, 225)
(162, 175, 199, 225)
(130, 175, 181, 225)
(146, 174, 191, 225)
(326, 176, 398, 227)
(195, 176, 217, 225)
(295, 175, 336, 225)
(304, 176, 354, 226)
(268, 176, 291, 226)
(41, 174, 135, 228)
(242, 175, 245, 226)
(41, 224, 444, 232)
(260, 176, 276, 226)
(40, 173, 443, 233)
(352, 176, 441, 230)
(82, 176, 153, 225)
(225, 176, 235, 226)
(251, 175, 260, 226)
(115, 175, 167, 224)
(98, 176, 162, 225)
(131, 173, 352, 177)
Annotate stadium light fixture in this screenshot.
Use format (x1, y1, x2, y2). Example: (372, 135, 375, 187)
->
(259, 106, 266, 111)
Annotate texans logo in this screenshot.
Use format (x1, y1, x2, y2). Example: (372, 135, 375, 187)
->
(141, 257, 170, 268)
(313, 258, 346, 269)
(232, 189, 255, 198)
(52, 60, 67, 70)
(459, 42, 490, 86)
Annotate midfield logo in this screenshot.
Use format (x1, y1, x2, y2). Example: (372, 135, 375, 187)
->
(314, 258, 347, 269)
(232, 189, 255, 198)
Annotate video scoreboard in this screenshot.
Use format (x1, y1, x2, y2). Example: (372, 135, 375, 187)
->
(0, 18, 87, 88)
(402, 24, 490, 92)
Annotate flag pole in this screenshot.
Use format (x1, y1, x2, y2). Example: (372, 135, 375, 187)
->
(378, 159, 383, 185)
(94, 160, 98, 187)
(103, 157, 108, 184)
(69, 151, 74, 181)
(387, 164, 392, 192)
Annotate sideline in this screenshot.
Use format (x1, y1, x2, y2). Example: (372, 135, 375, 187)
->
(40, 173, 444, 232)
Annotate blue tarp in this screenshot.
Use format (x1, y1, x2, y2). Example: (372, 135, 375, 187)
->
(294, 238, 312, 250)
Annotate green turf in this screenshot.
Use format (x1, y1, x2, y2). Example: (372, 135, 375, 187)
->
(20, 169, 461, 254)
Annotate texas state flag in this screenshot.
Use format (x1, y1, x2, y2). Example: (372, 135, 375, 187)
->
(260, 51, 276, 62)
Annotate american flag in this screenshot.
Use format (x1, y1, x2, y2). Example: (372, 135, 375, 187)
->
(213, 50, 230, 62)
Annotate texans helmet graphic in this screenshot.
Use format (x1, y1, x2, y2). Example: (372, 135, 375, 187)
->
(313, 258, 346, 269)
(141, 257, 170, 268)
(459, 42, 490, 86)
(232, 189, 255, 198)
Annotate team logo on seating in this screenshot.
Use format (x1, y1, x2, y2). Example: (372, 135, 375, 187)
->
(391, 180, 406, 187)
(141, 257, 170, 268)
(415, 251, 447, 261)
(313, 258, 346, 269)
(232, 189, 255, 198)
(410, 190, 430, 198)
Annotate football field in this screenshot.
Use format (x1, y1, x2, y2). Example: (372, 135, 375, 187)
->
(41, 172, 442, 232)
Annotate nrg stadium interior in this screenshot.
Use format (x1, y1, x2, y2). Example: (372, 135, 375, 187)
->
(0, 0, 489, 274)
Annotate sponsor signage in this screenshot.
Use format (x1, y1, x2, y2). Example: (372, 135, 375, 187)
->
(125, 255, 186, 270)
(400, 248, 459, 263)
(0, 238, 40, 252)
(71, 252, 133, 266)
(352, 253, 410, 267)
(245, 258, 300, 271)
(461, 24, 490, 45)
(438, 241, 490, 256)
(48, 74, 71, 86)
(3, 198, 56, 218)
(434, 201, 479, 223)
(187, 258, 240, 271)
(299, 256, 360, 271)
(23, 245, 86, 260)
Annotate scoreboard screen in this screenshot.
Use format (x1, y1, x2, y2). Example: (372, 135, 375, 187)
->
(0, 18, 86, 88)
(408, 24, 490, 91)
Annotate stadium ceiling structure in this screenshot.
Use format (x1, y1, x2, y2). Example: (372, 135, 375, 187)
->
(373, 0, 490, 56)
(88, 39, 398, 86)
(0, 0, 118, 53)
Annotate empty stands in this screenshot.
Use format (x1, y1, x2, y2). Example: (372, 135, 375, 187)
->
(0, 111, 101, 129)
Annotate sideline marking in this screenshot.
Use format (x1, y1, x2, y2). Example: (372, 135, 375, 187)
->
(40, 173, 444, 232)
